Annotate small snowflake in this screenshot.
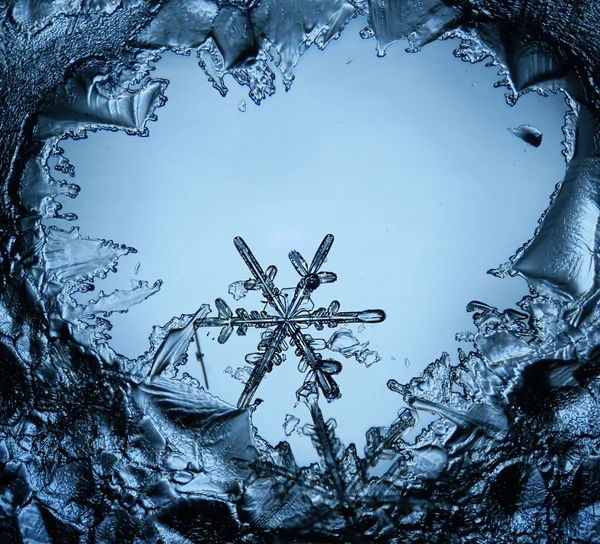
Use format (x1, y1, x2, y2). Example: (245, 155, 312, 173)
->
(194, 235, 386, 409)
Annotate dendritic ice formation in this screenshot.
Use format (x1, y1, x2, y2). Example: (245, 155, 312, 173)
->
(3, 0, 600, 542)
(190, 234, 385, 409)
(147, 235, 386, 409)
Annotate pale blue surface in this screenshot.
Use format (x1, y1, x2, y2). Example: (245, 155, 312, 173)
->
(53, 20, 568, 466)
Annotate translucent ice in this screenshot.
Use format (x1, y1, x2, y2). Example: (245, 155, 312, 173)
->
(228, 279, 248, 301)
(509, 123, 543, 147)
(194, 235, 386, 408)
(283, 414, 300, 436)
(4, 0, 600, 541)
(327, 327, 382, 366)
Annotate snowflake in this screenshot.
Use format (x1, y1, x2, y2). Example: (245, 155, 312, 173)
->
(194, 235, 386, 409)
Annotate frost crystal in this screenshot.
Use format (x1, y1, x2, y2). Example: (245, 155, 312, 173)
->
(228, 279, 248, 300)
(508, 123, 543, 147)
(327, 327, 382, 366)
(194, 234, 386, 408)
(283, 414, 300, 436)
(4, 0, 600, 540)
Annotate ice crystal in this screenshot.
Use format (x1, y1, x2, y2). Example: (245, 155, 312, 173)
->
(327, 327, 382, 367)
(283, 414, 300, 436)
(228, 279, 248, 301)
(509, 123, 543, 147)
(4, 0, 600, 540)
(193, 234, 386, 408)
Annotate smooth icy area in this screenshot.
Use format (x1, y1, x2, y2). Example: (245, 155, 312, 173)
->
(51, 23, 568, 466)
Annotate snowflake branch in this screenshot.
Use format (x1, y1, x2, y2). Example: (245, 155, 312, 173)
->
(237, 323, 288, 409)
(234, 236, 285, 315)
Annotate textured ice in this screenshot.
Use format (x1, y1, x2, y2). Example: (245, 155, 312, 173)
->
(3, 0, 600, 541)
(509, 123, 543, 147)
(224, 365, 253, 384)
(228, 280, 248, 301)
(327, 328, 382, 367)
(283, 414, 300, 437)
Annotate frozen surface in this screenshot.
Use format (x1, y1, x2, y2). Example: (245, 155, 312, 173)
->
(3, 0, 600, 541)
(52, 24, 567, 465)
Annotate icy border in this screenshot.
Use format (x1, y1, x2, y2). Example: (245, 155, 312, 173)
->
(2, 0, 600, 541)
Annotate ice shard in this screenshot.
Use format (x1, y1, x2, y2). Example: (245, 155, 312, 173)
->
(509, 123, 543, 147)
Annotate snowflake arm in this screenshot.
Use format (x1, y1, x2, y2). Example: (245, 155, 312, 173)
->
(194, 297, 281, 341)
(237, 323, 288, 409)
(234, 236, 285, 315)
(289, 324, 342, 401)
(289, 305, 386, 329)
(308, 233, 334, 275)
(287, 234, 337, 317)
